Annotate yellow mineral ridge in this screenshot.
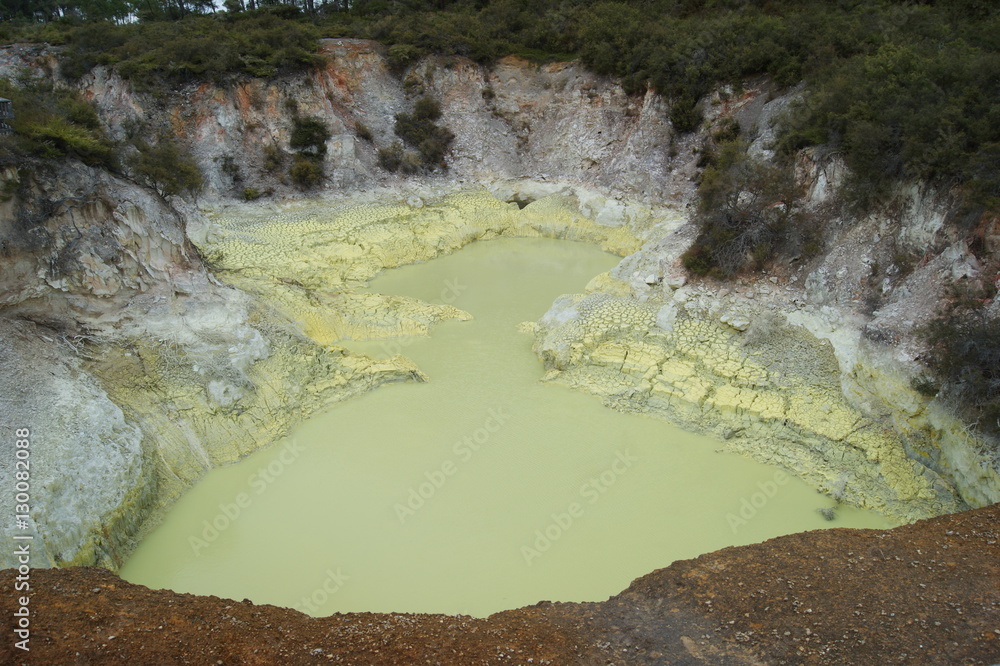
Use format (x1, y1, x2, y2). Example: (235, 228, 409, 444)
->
(533, 294, 962, 523)
(201, 190, 642, 345)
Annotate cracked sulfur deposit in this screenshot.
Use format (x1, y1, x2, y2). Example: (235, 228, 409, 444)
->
(192, 186, 963, 525)
(197, 190, 645, 345)
(533, 292, 963, 523)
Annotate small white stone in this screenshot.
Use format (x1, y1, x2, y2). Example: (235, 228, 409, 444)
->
(666, 275, 687, 289)
(656, 303, 678, 332)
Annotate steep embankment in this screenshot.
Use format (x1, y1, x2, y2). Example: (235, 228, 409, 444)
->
(0, 38, 996, 574)
(3, 503, 997, 664)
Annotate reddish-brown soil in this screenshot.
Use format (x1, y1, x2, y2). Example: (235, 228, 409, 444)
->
(2, 504, 998, 665)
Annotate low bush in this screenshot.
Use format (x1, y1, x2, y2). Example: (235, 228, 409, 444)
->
(914, 272, 1000, 444)
(377, 143, 403, 172)
(776, 40, 1000, 213)
(131, 138, 204, 197)
(682, 139, 803, 277)
(262, 144, 285, 172)
(289, 115, 330, 157)
(920, 284, 1000, 441)
(354, 122, 373, 142)
(391, 96, 454, 170)
(0, 80, 118, 170)
(58, 12, 324, 89)
(289, 155, 323, 188)
(377, 142, 421, 174)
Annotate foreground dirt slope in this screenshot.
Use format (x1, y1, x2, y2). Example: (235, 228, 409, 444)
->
(2, 503, 997, 665)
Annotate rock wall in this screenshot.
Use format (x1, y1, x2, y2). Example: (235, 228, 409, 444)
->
(0, 318, 150, 567)
(73, 39, 689, 207)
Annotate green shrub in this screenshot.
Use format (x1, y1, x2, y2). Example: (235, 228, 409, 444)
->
(59, 13, 324, 88)
(132, 138, 204, 197)
(377, 143, 404, 172)
(376, 142, 422, 174)
(355, 122, 374, 142)
(0, 81, 118, 170)
(669, 96, 703, 135)
(262, 144, 285, 172)
(680, 244, 716, 277)
(289, 156, 323, 188)
(402, 74, 424, 96)
(921, 312, 1000, 440)
(242, 186, 261, 200)
(387, 44, 422, 72)
(25, 117, 118, 167)
(711, 117, 741, 144)
(289, 115, 331, 157)
(776, 39, 1000, 212)
(219, 154, 240, 182)
(412, 96, 441, 122)
(681, 140, 803, 277)
(392, 97, 454, 170)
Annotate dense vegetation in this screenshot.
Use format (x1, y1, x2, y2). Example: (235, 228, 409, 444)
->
(130, 135, 203, 196)
(45, 11, 323, 86)
(2, 1, 996, 206)
(919, 281, 1000, 440)
(0, 77, 118, 169)
(681, 134, 808, 279)
(0, 79, 202, 198)
(288, 114, 329, 187)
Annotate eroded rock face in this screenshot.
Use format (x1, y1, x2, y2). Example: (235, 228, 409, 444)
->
(0, 161, 200, 319)
(0, 161, 207, 568)
(73, 40, 683, 204)
(0, 318, 150, 568)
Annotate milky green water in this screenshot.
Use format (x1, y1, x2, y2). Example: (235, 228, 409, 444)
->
(120, 238, 894, 617)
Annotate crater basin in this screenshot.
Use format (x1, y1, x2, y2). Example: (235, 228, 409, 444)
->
(120, 238, 893, 616)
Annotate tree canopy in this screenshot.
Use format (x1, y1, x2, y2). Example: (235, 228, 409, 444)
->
(1, 0, 997, 214)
